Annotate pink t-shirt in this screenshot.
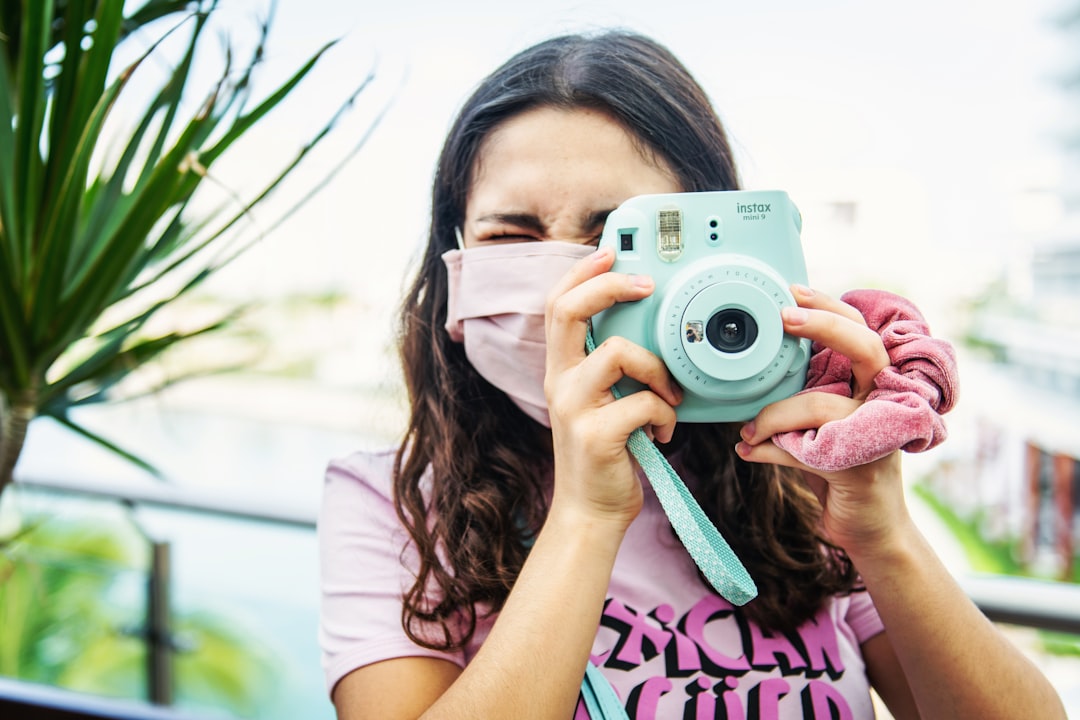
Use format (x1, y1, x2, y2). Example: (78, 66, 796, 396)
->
(318, 449, 885, 719)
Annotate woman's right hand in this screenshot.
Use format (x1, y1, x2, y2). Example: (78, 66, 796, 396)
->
(543, 246, 683, 530)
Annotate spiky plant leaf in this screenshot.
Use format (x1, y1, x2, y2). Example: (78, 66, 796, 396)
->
(0, 0, 378, 493)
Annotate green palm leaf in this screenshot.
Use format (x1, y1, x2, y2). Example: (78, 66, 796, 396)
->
(0, 0, 377, 494)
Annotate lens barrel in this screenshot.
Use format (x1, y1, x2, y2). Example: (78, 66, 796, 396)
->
(706, 308, 758, 353)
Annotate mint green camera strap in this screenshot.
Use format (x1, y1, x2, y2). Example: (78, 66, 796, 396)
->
(581, 660, 628, 719)
(583, 325, 758, 605)
(578, 326, 758, 719)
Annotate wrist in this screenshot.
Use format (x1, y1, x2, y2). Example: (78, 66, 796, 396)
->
(842, 515, 927, 582)
(542, 497, 633, 557)
(547, 462, 644, 537)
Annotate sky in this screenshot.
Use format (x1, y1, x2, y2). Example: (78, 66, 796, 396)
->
(173, 0, 1072, 306)
(102, 0, 1078, 371)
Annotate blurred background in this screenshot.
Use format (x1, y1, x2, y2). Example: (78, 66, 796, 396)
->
(3, 0, 1079, 717)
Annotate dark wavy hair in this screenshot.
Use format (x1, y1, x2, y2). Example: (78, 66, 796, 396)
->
(393, 30, 857, 651)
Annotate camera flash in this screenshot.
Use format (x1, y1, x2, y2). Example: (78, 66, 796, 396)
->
(657, 208, 683, 261)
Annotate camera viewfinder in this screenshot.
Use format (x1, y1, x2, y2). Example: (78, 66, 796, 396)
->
(657, 208, 684, 261)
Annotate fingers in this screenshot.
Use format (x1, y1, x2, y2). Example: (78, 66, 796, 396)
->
(608, 389, 679, 445)
(544, 246, 656, 373)
(553, 387, 678, 444)
(739, 391, 861, 444)
(548, 359, 680, 445)
(790, 284, 866, 324)
(784, 285, 890, 400)
(734, 437, 805, 471)
(545, 332, 682, 442)
(543, 246, 680, 442)
(578, 335, 682, 408)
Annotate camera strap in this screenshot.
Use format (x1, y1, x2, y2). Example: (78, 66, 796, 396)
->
(584, 324, 758, 605)
(578, 325, 757, 719)
(581, 659, 628, 719)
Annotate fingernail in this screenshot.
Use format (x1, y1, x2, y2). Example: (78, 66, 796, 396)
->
(670, 382, 683, 404)
(740, 421, 755, 441)
(735, 441, 751, 457)
(592, 246, 613, 262)
(630, 274, 653, 288)
(792, 284, 814, 297)
(783, 307, 809, 325)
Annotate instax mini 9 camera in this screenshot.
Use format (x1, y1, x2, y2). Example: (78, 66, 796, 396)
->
(590, 190, 811, 422)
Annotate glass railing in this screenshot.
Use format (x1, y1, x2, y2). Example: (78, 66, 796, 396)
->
(0, 476, 331, 720)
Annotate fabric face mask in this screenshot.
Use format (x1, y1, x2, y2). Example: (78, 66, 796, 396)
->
(442, 240, 596, 427)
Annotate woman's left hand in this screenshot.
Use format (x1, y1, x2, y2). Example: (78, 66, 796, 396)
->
(733, 285, 905, 557)
(736, 290, 1069, 720)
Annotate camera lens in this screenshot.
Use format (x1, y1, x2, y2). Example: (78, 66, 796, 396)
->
(706, 308, 758, 353)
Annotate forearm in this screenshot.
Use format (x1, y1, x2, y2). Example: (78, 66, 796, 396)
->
(420, 503, 624, 720)
(851, 516, 1067, 720)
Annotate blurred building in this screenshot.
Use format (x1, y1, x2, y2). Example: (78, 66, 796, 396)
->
(946, 234, 1080, 582)
(922, 3, 1080, 583)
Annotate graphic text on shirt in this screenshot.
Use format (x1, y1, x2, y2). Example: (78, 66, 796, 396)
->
(576, 594, 858, 720)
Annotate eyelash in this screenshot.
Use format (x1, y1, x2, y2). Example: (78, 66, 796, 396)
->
(480, 233, 602, 245)
(487, 234, 539, 241)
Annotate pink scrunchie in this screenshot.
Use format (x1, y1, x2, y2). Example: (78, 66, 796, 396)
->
(770, 289, 959, 472)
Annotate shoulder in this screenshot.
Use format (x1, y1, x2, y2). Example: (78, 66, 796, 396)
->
(317, 447, 465, 697)
(324, 447, 400, 501)
(320, 446, 409, 524)
(317, 447, 406, 562)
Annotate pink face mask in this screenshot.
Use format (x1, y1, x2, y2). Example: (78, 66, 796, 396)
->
(443, 241, 596, 427)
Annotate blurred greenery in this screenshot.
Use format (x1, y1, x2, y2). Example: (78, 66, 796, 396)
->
(1041, 631, 1080, 659)
(0, 512, 146, 685)
(0, 0, 376, 499)
(911, 482, 1024, 576)
(912, 481, 1080, 662)
(0, 506, 280, 715)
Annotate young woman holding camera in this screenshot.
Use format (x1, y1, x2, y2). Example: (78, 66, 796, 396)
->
(318, 31, 1066, 719)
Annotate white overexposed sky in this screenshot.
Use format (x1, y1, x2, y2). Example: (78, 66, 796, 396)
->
(178, 0, 1072, 304)
(100, 0, 1077, 382)
(20, 0, 1080, 561)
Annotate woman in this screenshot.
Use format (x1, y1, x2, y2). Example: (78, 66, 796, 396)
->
(319, 31, 1065, 719)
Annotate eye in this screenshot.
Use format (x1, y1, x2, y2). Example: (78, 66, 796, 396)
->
(480, 233, 540, 244)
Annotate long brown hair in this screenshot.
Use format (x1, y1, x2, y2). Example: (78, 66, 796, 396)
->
(394, 30, 856, 651)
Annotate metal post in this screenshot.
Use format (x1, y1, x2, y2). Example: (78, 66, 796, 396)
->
(147, 541, 173, 706)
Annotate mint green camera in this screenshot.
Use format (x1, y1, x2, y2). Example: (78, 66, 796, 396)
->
(591, 190, 811, 422)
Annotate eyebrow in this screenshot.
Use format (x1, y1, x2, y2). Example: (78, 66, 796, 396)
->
(474, 208, 616, 235)
(475, 212, 546, 234)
